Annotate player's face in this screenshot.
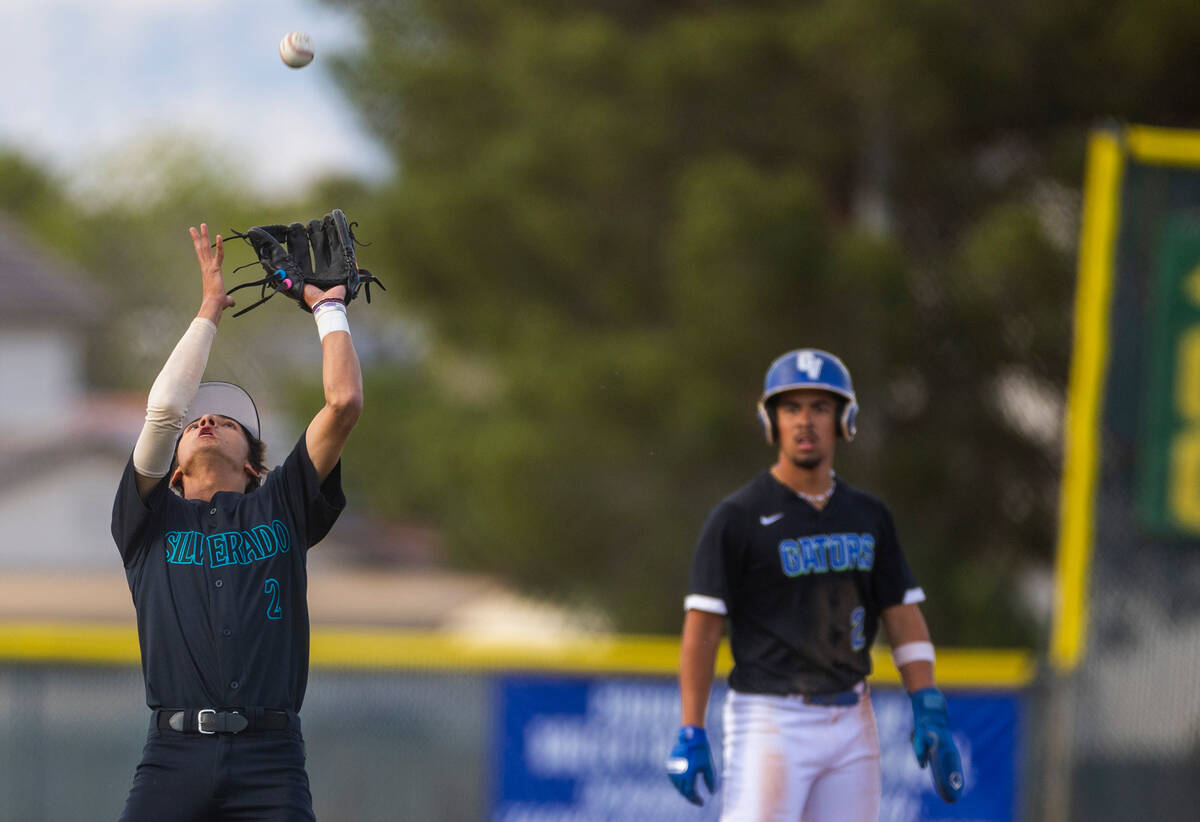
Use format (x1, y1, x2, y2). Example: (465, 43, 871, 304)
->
(774, 389, 838, 470)
(177, 413, 251, 470)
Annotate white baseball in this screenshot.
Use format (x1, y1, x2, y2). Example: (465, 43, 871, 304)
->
(279, 31, 314, 69)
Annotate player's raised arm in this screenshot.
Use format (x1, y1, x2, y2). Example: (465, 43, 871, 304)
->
(218, 209, 377, 482)
(302, 283, 363, 481)
(131, 224, 232, 500)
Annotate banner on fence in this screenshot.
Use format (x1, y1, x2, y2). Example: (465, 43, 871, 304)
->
(492, 675, 1019, 822)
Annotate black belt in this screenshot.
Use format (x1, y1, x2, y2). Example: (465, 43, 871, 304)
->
(804, 691, 859, 706)
(802, 683, 865, 706)
(155, 708, 291, 734)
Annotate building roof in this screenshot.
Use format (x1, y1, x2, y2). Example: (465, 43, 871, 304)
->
(0, 213, 104, 323)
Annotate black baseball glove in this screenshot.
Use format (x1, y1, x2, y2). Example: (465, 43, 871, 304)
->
(226, 209, 384, 317)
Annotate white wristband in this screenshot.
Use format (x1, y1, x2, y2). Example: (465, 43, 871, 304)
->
(892, 641, 936, 669)
(313, 300, 350, 341)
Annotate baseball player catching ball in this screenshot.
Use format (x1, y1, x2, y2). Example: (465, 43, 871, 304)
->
(111, 222, 363, 821)
(666, 349, 964, 821)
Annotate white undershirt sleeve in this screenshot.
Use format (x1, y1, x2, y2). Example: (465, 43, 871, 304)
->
(131, 317, 216, 478)
(683, 594, 728, 616)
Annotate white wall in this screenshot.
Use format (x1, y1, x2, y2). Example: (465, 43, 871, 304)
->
(0, 453, 120, 570)
(0, 327, 82, 434)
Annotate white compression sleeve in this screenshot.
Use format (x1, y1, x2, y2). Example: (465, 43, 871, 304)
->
(131, 317, 217, 477)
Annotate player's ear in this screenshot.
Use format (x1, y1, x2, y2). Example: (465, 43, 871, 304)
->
(170, 465, 184, 489)
(242, 461, 263, 492)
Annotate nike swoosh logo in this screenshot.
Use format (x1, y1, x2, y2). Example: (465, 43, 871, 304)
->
(759, 513, 785, 526)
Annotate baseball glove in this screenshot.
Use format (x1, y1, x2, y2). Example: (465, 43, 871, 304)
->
(226, 209, 384, 317)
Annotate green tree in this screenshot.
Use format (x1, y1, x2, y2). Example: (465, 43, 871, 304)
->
(318, 0, 1101, 644)
(14, 0, 1197, 645)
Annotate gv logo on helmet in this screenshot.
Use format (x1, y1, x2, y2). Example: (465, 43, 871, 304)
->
(796, 351, 824, 380)
(758, 348, 859, 443)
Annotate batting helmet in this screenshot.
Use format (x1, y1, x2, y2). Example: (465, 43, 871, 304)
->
(757, 349, 858, 443)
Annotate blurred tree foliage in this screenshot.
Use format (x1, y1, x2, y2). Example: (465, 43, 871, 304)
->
(0, 143, 383, 397)
(9, 0, 1200, 645)
(318, 0, 1103, 644)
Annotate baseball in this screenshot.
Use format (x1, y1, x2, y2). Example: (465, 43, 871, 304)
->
(279, 31, 314, 69)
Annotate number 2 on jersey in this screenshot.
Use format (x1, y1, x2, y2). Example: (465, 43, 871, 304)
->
(849, 606, 866, 651)
(264, 578, 283, 620)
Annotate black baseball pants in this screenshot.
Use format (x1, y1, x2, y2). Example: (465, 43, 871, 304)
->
(118, 721, 315, 822)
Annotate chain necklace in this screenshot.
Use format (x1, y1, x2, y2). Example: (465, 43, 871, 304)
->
(796, 473, 836, 506)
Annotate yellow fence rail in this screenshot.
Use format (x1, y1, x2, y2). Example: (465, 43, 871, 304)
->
(0, 621, 1034, 688)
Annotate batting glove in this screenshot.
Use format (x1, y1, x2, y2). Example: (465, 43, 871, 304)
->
(910, 688, 965, 803)
(666, 725, 717, 806)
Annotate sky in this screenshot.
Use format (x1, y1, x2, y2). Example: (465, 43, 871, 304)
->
(0, 0, 392, 197)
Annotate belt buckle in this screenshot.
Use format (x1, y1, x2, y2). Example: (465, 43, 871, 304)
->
(198, 709, 217, 734)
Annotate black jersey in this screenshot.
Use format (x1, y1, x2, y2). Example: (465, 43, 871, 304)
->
(111, 433, 345, 712)
(685, 471, 922, 696)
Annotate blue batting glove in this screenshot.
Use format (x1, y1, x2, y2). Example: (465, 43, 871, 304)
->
(910, 688, 965, 803)
(666, 725, 717, 806)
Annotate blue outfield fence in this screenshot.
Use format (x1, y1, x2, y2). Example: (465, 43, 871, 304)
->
(492, 676, 1021, 822)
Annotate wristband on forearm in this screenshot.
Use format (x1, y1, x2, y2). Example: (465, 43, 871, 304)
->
(892, 641, 936, 669)
(313, 299, 350, 341)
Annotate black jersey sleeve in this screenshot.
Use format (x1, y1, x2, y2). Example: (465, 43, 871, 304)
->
(685, 501, 746, 615)
(111, 456, 171, 568)
(268, 432, 347, 548)
(869, 504, 923, 609)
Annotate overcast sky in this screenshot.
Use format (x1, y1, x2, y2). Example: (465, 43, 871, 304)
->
(0, 0, 391, 197)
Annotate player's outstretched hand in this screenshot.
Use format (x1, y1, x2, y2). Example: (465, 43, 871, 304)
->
(666, 725, 717, 806)
(910, 688, 965, 803)
(190, 223, 234, 317)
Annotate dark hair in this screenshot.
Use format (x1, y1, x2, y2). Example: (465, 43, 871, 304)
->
(244, 428, 267, 489)
(170, 422, 267, 495)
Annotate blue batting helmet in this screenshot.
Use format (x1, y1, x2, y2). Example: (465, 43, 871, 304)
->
(757, 349, 858, 443)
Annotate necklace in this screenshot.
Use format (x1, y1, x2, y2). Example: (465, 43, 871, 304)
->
(796, 474, 836, 506)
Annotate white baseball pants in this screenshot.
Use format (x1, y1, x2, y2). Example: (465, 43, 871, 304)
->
(719, 687, 881, 822)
